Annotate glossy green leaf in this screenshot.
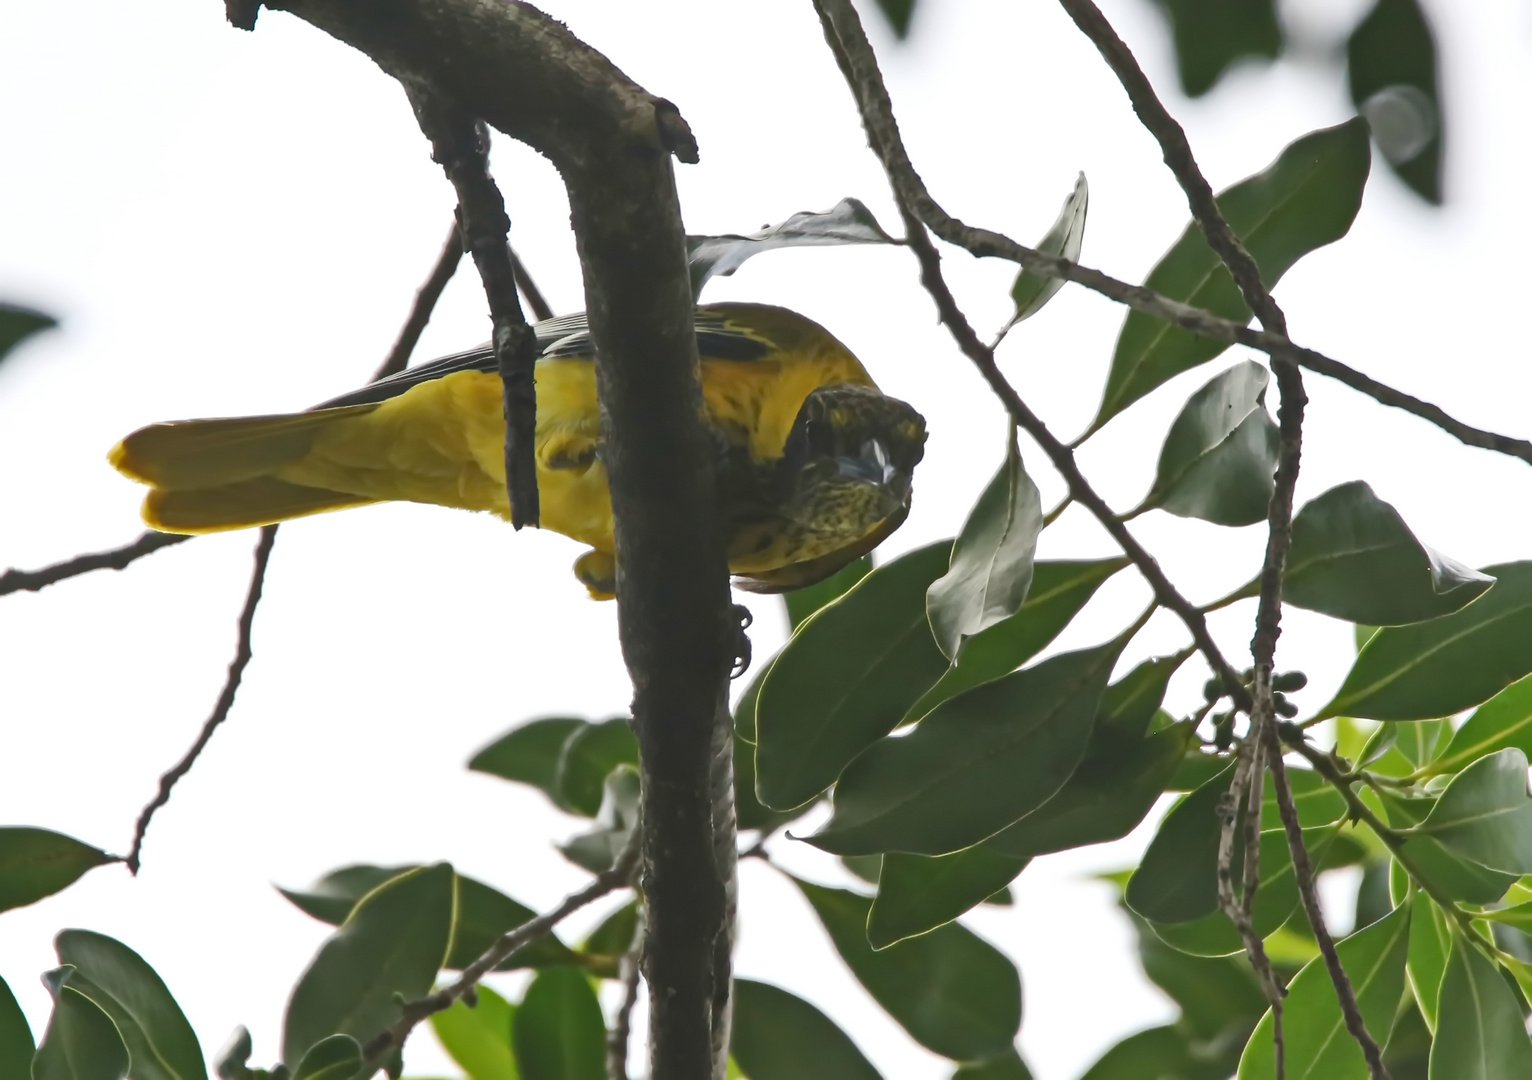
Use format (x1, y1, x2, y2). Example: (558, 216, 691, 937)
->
(735, 733, 800, 834)
(1237, 901, 1410, 1080)
(756, 541, 952, 810)
(1433, 674, 1532, 776)
(784, 555, 873, 631)
(34, 968, 129, 1080)
(278, 864, 577, 971)
(558, 766, 640, 874)
(431, 984, 517, 1080)
(0, 973, 33, 1078)
(868, 847, 1029, 948)
(1284, 482, 1492, 625)
(469, 718, 587, 807)
(1430, 934, 1532, 1078)
(282, 863, 455, 1065)
(951, 1048, 1032, 1079)
(0, 303, 57, 368)
(1128, 911, 1268, 1041)
(1091, 119, 1370, 432)
(512, 968, 604, 1080)
(1005, 172, 1089, 328)
(1140, 361, 1279, 526)
(906, 558, 1128, 721)
(289, 1034, 362, 1080)
(687, 199, 897, 297)
(0, 827, 113, 913)
(1411, 750, 1532, 874)
(795, 879, 1019, 1060)
(1126, 763, 1236, 923)
(1079, 1024, 1228, 1080)
(1383, 797, 1515, 908)
(1348, 0, 1442, 204)
(731, 980, 883, 1080)
(1395, 719, 1451, 769)
(54, 930, 204, 1080)
(1319, 562, 1532, 721)
(1152, 0, 1281, 97)
(555, 719, 638, 818)
(733, 658, 770, 745)
(810, 644, 1116, 855)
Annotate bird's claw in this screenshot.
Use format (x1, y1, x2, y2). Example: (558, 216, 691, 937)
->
(731, 603, 754, 679)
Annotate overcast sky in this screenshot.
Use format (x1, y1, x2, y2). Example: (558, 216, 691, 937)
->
(1, 1, 1528, 1077)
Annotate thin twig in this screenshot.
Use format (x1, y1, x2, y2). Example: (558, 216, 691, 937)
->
(375, 220, 465, 381)
(607, 907, 646, 1080)
(0, 532, 190, 597)
(125, 525, 277, 873)
(362, 827, 643, 1067)
(511, 248, 555, 323)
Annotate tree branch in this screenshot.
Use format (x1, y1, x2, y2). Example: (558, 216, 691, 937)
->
(607, 907, 646, 1080)
(376, 220, 465, 381)
(0, 531, 190, 597)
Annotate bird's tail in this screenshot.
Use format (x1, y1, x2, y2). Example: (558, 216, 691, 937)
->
(109, 405, 378, 533)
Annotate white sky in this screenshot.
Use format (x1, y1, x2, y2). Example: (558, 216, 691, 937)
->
(1, 0, 1528, 1077)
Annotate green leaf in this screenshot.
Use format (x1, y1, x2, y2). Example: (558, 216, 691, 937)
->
(1383, 994, 1433, 1080)
(784, 555, 873, 631)
(1394, 719, 1451, 769)
(1432, 674, 1532, 776)
(512, 968, 604, 1080)
(277, 865, 577, 971)
(926, 432, 1043, 660)
(431, 984, 517, 1080)
(872, 0, 916, 39)
(1091, 119, 1370, 432)
(1405, 892, 1453, 1033)
(1079, 1024, 1228, 1080)
(1284, 482, 1492, 626)
(687, 199, 897, 297)
(1430, 935, 1532, 1078)
(0, 303, 57, 368)
(1348, 0, 1442, 204)
(1005, 172, 1089, 328)
(756, 541, 952, 810)
(469, 718, 588, 807)
(1411, 750, 1532, 874)
(0, 827, 113, 913)
(212, 1026, 252, 1080)
(735, 732, 800, 834)
(558, 766, 640, 874)
(868, 847, 1029, 948)
(1383, 797, 1515, 907)
(1152, 0, 1281, 97)
(1237, 901, 1410, 1080)
(555, 719, 638, 818)
(809, 643, 1117, 855)
(730, 980, 883, 1080)
(1139, 361, 1279, 526)
(289, 1035, 362, 1080)
(733, 659, 770, 745)
(795, 879, 1019, 1061)
(951, 1048, 1032, 1079)
(54, 930, 205, 1080)
(580, 902, 638, 962)
(282, 863, 456, 1065)
(1126, 763, 1236, 923)
(1319, 561, 1532, 721)
(1128, 911, 1268, 1041)
(906, 558, 1128, 722)
(34, 968, 129, 1080)
(0, 973, 34, 1078)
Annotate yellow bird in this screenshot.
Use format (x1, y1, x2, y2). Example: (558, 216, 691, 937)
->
(111, 303, 927, 598)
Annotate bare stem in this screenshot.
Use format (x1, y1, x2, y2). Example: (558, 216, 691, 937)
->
(0, 532, 190, 598)
(607, 907, 647, 1080)
(376, 219, 466, 381)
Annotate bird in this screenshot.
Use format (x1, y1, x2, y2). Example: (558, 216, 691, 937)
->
(110, 303, 927, 599)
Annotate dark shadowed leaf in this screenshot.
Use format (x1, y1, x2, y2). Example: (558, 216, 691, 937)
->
(1152, 0, 1281, 97)
(0, 827, 113, 913)
(868, 847, 1029, 948)
(1237, 901, 1410, 1080)
(1005, 173, 1089, 329)
(1432, 674, 1532, 776)
(0, 303, 57, 368)
(1091, 120, 1370, 432)
(1139, 361, 1279, 526)
(282, 863, 455, 1065)
(873, 0, 917, 39)
(581, 901, 638, 962)
(733, 658, 771, 744)
(1383, 992, 1433, 1079)
(1430, 935, 1532, 1077)
(731, 980, 883, 1080)
(735, 733, 802, 834)
(1348, 0, 1443, 204)
(431, 984, 517, 1080)
(1319, 562, 1532, 721)
(951, 1048, 1033, 1079)
(1405, 892, 1451, 1032)
(289, 1035, 362, 1080)
(512, 968, 604, 1080)
(1079, 1024, 1228, 1080)
(1128, 910, 1268, 1041)
(756, 541, 952, 811)
(33, 967, 128, 1080)
(1126, 763, 1236, 923)
(796, 879, 1019, 1061)
(0, 973, 34, 1078)
(809, 644, 1117, 855)
(469, 718, 588, 808)
(1284, 481, 1492, 625)
(555, 719, 638, 818)
(55, 930, 204, 1080)
(1411, 750, 1532, 874)
(687, 199, 897, 297)
(784, 555, 873, 630)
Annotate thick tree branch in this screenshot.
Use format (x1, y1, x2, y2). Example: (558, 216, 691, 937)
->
(0, 531, 190, 597)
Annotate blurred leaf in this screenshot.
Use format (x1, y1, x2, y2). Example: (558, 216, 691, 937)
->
(1354, 860, 1394, 932)
(1433, 674, 1532, 776)
(581, 901, 639, 962)
(1091, 119, 1370, 433)
(733, 658, 770, 745)
(735, 733, 801, 834)
(795, 879, 1020, 1061)
(430, 984, 517, 1080)
(1284, 482, 1492, 626)
(1383, 797, 1515, 908)
(33, 967, 129, 1080)
(868, 847, 1029, 948)
(512, 968, 604, 1080)
(290, 1035, 362, 1080)
(1005, 172, 1089, 329)
(1383, 995, 1433, 1080)
(687, 199, 897, 297)
(1152, 0, 1281, 97)
(927, 431, 1043, 660)
(1261, 769, 1348, 829)
(1169, 750, 1235, 791)
(810, 644, 1117, 855)
(1411, 750, 1532, 874)
(1394, 719, 1451, 769)
(1319, 562, 1532, 721)
(469, 718, 587, 808)
(555, 719, 638, 818)
(1348, 0, 1443, 204)
(212, 1027, 252, 1080)
(731, 979, 883, 1080)
(1237, 901, 1410, 1080)
(0, 826, 113, 913)
(907, 558, 1128, 721)
(282, 863, 455, 1065)
(951, 1048, 1032, 1079)
(559, 766, 640, 874)
(0, 973, 34, 1078)
(1140, 361, 1279, 526)
(1430, 935, 1532, 1076)
(872, 0, 916, 39)
(1126, 763, 1236, 923)
(55, 930, 204, 1080)
(784, 555, 873, 631)
(1129, 912, 1268, 1042)
(0, 303, 57, 368)
(756, 541, 952, 811)
(1078, 1024, 1227, 1080)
